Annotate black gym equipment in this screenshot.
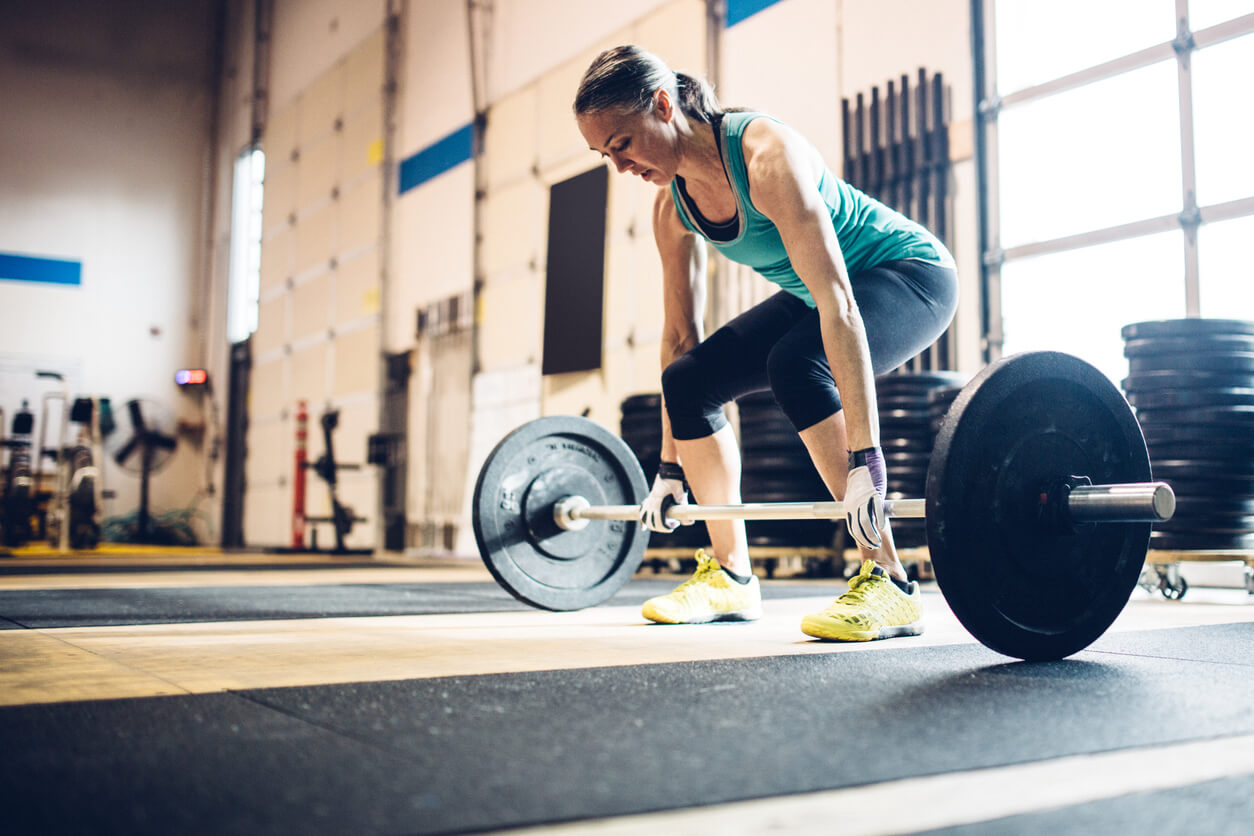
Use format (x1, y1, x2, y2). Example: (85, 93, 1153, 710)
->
(1, 401, 36, 547)
(1122, 318, 1254, 564)
(303, 410, 370, 555)
(472, 351, 1175, 661)
(107, 399, 178, 544)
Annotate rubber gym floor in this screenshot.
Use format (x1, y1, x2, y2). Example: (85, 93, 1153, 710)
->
(2, 546, 1253, 835)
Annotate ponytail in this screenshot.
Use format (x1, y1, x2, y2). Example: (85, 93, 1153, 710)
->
(674, 71, 723, 124)
(574, 46, 734, 123)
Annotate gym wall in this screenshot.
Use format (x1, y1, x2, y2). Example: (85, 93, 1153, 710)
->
(392, 0, 476, 553)
(0, 0, 219, 540)
(243, 2, 389, 548)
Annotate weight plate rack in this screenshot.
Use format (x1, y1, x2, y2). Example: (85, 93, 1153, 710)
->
(1122, 318, 1254, 597)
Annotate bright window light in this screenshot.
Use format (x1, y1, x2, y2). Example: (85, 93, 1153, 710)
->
(1199, 215, 1254, 319)
(994, 0, 1175, 95)
(1190, 0, 1254, 31)
(1001, 230, 1185, 385)
(1192, 32, 1254, 208)
(998, 60, 1181, 249)
(227, 148, 265, 344)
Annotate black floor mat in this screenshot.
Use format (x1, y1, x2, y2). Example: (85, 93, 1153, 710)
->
(0, 577, 847, 628)
(2, 624, 1253, 835)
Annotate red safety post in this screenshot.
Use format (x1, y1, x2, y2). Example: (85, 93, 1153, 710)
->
(292, 400, 308, 549)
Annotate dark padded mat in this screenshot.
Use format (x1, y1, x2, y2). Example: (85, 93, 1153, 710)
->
(0, 577, 846, 628)
(1, 623, 1252, 835)
(0, 561, 389, 575)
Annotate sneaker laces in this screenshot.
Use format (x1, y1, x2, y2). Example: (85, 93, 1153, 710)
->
(672, 550, 721, 594)
(825, 564, 886, 612)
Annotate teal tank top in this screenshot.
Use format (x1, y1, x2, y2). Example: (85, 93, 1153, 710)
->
(669, 112, 954, 308)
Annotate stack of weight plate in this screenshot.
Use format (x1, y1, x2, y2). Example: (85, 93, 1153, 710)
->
(736, 392, 837, 548)
(928, 385, 964, 436)
(1121, 319, 1254, 552)
(618, 394, 709, 550)
(876, 372, 969, 547)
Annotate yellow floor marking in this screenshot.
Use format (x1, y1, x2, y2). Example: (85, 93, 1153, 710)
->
(503, 732, 1254, 835)
(0, 565, 492, 590)
(3, 553, 344, 567)
(0, 585, 1251, 707)
(2, 543, 229, 558)
(0, 631, 190, 705)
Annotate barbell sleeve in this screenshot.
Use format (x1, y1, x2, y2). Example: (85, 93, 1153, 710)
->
(1065, 482, 1175, 523)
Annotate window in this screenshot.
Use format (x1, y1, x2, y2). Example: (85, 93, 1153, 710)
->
(227, 148, 265, 344)
(978, 1, 1254, 380)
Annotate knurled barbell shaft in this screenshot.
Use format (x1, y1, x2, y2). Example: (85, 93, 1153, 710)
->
(560, 482, 1174, 527)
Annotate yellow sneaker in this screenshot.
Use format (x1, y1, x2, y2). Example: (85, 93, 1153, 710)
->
(642, 550, 763, 624)
(800, 559, 923, 641)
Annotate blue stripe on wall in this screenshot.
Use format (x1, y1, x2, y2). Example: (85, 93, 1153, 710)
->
(398, 123, 474, 195)
(0, 252, 82, 286)
(726, 0, 784, 27)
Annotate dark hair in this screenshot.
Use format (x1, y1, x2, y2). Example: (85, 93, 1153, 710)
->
(573, 45, 726, 124)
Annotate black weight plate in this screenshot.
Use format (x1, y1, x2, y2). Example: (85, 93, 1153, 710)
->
(1147, 438, 1254, 457)
(875, 371, 969, 390)
(879, 407, 934, 423)
(879, 424, 935, 441)
(737, 415, 797, 435)
(1121, 370, 1254, 392)
(879, 436, 928, 451)
(1151, 457, 1254, 476)
(887, 484, 928, 498)
(472, 416, 649, 611)
(926, 351, 1151, 661)
(742, 480, 830, 499)
(1129, 353, 1254, 374)
(877, 394, 937, 411)
(1150, 531, 1254, 551)
(1129, 388, 1254, 410)
(929, 384, 965, 402)
(1150, 477, 1254, 500)
(1124, 335, 1254, 357)
(741, 488, 832, 504)
(884, 451, 933, 468)
(1140, 423, 1239, 444)
(740, 431, 809, 451)
(621, 393, 661, 413)
(746, 526, 839, 548)
(739, 453, 817, 471)
(619, 413, 661, 440)
(885, 464, 930, 482)
(1122, 318, 1254, 340)
(1172, 495, 1254, 515)
(1152, 470, 1254, 493)
(1135, 405, 1254, 426)
(1156, 515, 1254, 534)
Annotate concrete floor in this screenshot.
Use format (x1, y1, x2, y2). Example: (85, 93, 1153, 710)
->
(1, 548, 1253, 834)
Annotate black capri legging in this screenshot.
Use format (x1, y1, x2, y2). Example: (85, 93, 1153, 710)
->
(662, 259, 959, 440)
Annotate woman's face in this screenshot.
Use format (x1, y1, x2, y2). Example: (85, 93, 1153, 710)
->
(577, 92, 678, 185)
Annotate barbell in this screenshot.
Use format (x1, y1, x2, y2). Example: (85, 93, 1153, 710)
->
(472, 351, 1175, 661)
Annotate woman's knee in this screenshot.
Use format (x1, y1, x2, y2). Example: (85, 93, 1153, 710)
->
(766, 343, 841, 430)
(662, 354, 726, 439)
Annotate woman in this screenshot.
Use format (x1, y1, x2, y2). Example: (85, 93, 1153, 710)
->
(573, 46, 958, 641)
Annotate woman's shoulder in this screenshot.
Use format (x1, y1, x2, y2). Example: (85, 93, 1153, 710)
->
(653, 185, 690, 241)
(738, 115, 822, 185)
